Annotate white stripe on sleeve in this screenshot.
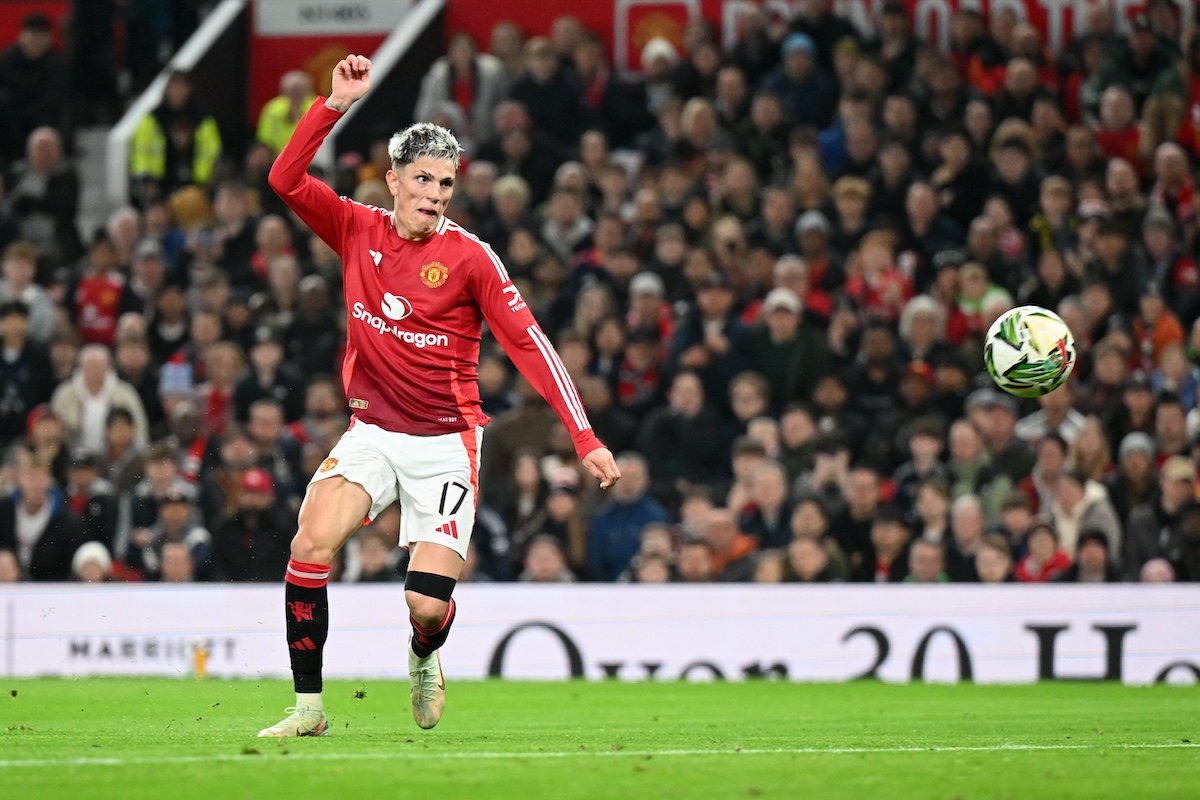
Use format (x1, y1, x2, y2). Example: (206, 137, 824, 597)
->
(527, 324, 590, 431)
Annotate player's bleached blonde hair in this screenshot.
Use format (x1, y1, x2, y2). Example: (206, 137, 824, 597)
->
(388, 123, 463, 171)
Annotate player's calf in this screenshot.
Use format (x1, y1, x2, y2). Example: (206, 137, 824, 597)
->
(406, 572, 457, 656)
(405, 571, 456, 729)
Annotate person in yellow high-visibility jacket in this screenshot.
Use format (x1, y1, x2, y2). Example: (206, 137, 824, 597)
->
(256, 70, 317, 154)
(129, 70, 222, 201)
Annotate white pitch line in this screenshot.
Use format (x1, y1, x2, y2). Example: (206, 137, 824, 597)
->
(0, 742, 1196, 769)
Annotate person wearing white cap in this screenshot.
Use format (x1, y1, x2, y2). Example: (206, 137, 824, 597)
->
(627, 271, 669, 339)
(72, 540, 112, 582)
(744, 286, 828, 411)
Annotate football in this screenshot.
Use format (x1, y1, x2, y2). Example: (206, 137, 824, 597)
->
(984, 305, 1076, 398)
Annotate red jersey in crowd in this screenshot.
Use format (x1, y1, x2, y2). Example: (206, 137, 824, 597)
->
(268, 99, 602, 458)
(1094, 125, 1143, 174)
(74, 271, 128, 346)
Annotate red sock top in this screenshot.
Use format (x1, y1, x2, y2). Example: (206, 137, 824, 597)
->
(286, 558, 331, 588)
(411, 597, 456, 635)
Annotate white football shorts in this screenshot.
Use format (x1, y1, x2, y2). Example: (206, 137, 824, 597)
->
(308, 417, 483, 559)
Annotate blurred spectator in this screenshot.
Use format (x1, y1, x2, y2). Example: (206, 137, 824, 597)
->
(947, 418, 1012, 518)
(1154, 392, 1191, 458)
(211, 466, 291, 581)
(355, 528, 400, 583)
(234, 326, 302, 422)
(1055, 528, 1122, 582)
(704, 506, 757, 580)
(415, 33, 508, 147)
(509, 37, 587, 149)
(114, 334, 164, 437)
(1018, 432, 1068, 513)
(209, 184, 258, 286)
(725, 437, 768, 513)
(286, 276, 341, 378)
(51, 343, 149, 453)
(1139, 557, 1176, 583)
(912, 477, 951, 542)
(257, 70, 317, 154)
(199, 426, 259, 530)
(71, 540, 112, 583)
(971, 389, 1035, 482)
(128, 483, 210, 581)
(0, 455, 78, 580)
(930, 126, 990, 230)
(71, 233, 132, 348)
(744, 286, 827, 411)
(1106, 432, 1158, 522)
(631, 551, 672, 583)
(785, 535, 839, 582)
(1124, 456, 1195, 579)
(105, 408, 144, 494)
(1097, 13, 1175, 111)
(63, 448, 117, 552)
(1015, 384, 1086, 446)
(480, 377, 558, 504)
(752, 548, 786, 582)
(676, 539, 714, 582)
(892, 418, 949, 513)
(763, 34, 836, 129)
(519, 534, 577, 582)
(0, 548, 19, 582)
(851, 504, 911, 582)
(129, 70, 222, 203)
(0, 13, 67, 163)
(737, 460, 794, 548)
(587, 452, 669, 580)
(126, 441, 188, 540)
(1015, 518, 1072, 582)
(906, 537, 949, 583)
(947, 494, 986, 582)
(1049, 466, 1123, 558)
(6, 126, 81, 263)
(246, 398, 302, 513)
(0, 299, 53, 444)
(159, 540, 195, 583)
(25, 403, 68, 486)
(0, 241, 55, 343)
(639, 370, 723, 509)
(513, 466, 587, 576)
(975, 533, 1015, 583)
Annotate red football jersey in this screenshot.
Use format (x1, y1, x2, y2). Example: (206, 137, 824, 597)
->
(74, 272, 127, 346)
(269, 100, 603, 460)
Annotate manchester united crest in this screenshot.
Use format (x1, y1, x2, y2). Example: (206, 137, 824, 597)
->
(420, 261, 448, 289)
(319, 457, 338, 472)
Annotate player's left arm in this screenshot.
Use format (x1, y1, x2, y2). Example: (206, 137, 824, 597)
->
(468, 241, 620, 489)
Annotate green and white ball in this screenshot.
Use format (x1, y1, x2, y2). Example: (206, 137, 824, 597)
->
(984, 305, 1076, 398)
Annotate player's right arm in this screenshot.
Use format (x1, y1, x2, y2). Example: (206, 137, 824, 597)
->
(267, 55, 373, 250)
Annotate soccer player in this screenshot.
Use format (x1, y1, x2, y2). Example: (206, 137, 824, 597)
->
(258, 55, 620, 737)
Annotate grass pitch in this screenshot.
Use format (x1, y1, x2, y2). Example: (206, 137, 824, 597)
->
(1, 679, 1197, 799)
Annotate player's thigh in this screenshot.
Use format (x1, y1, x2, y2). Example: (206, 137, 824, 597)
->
(408, 541, 466, 580)
(295, 476, 374, 555)
(395, 429, 481, 566)
(296, 425, 401, 555)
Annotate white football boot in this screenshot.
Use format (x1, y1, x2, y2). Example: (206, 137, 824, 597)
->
(408, 634, 446, 729)
(257, 705, 330, 737)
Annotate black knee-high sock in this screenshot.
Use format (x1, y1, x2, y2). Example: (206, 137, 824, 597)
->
(411, 598, 456, 658)
(285, 558, 331, 693)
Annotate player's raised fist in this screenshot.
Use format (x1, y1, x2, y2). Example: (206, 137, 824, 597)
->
(327, 55, 371, 111)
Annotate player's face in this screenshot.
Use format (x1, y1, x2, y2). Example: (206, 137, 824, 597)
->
(388, 157, 456, 240)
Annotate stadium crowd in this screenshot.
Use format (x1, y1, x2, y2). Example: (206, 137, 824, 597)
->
(1, 3, 1200, 586)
